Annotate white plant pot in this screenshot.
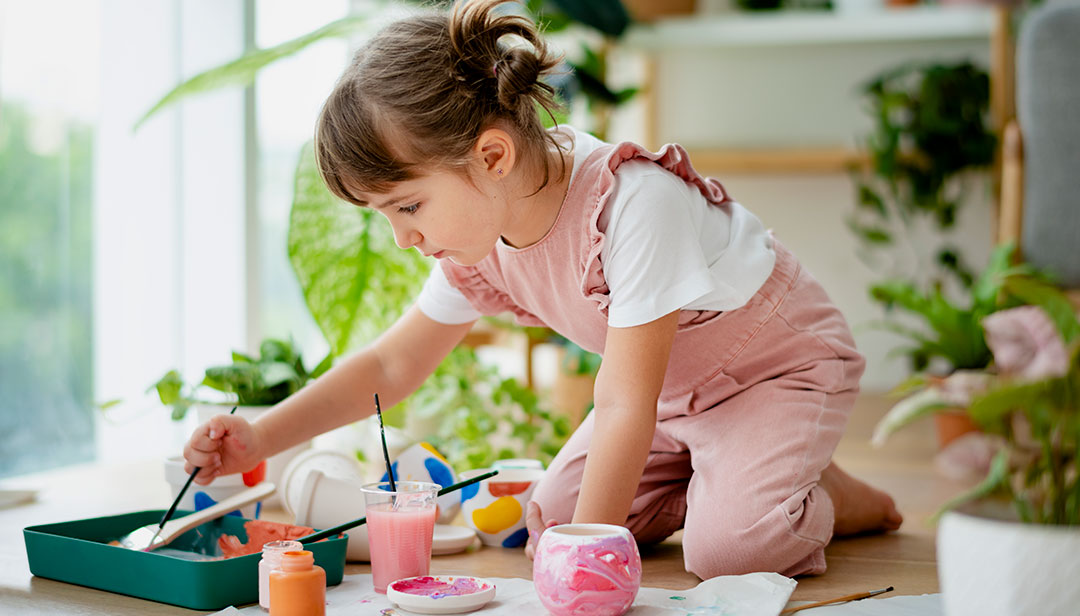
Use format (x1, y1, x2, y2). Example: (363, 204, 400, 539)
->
(938, 506, 1080, 616)
(194, 404, 311, 508)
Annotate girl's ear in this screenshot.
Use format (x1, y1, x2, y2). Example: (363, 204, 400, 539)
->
(474, 128, 516, 180)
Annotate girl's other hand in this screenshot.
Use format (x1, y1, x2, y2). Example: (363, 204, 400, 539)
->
(524, 501, 558, 560)
(182, 413, 263, 485)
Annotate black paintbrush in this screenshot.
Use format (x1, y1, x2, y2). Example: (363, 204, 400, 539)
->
(374, 393, 396, 492)
(146, 405, 237, 549)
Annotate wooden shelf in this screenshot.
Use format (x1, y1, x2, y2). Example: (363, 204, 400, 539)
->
(623, 6, 994, 49)
(684, 147, 867, 173)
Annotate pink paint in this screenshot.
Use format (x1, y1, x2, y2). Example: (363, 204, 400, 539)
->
(533, 524, 641, 616)
(389, 576, 491, 598)
(366, 502, 438, 593)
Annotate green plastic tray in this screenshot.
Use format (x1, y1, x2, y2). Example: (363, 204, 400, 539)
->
(24, 510, 347, 611)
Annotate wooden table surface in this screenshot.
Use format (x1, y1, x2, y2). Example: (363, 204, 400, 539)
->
(0, 394, 966, 614)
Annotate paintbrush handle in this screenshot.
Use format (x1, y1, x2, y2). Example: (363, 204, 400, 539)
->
(298, 469, 501, 544)
(780, 587, 894, 614)
(157, 406, 238, 529)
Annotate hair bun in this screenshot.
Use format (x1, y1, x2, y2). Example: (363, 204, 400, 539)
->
(494, 47, 542, 110)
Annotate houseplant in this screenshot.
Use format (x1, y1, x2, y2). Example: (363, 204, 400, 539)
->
(867, 243, 1052, 448)
(150, 337, 332, 502)
(873, 289, 1080, 615)
(848, 61, 996, 287)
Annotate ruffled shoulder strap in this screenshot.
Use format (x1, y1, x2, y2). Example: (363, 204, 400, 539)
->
(580, 141, 733, 310)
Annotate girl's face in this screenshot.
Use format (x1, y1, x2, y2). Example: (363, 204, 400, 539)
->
(358, 168, 508, 267)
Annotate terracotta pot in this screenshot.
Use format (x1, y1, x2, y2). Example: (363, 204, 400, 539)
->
(934, 410, 980, 450)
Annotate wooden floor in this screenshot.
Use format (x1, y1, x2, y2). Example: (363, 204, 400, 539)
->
(0, 393, 968, 613)
(421, 393, 968, 601)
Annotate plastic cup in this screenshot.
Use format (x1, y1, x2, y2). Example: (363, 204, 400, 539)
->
(360, 481, 439, 594)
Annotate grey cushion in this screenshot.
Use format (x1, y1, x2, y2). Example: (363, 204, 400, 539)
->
(1017, 1, 1080, 287)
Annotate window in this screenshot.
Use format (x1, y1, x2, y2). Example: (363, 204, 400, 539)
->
(0, 0, 100, 477)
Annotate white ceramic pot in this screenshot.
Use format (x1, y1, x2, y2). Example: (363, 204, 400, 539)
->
(938, 506, 1080, 616)
(459, 467, 544, 547)
(195, 404, 311, 508)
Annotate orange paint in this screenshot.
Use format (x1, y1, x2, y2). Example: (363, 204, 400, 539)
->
(489, 481, 531, 497)
(269, 550, 325, 615)
(243, 460, 267, 486)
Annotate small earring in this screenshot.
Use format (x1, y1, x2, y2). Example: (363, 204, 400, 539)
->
(496, 168, 503, 175)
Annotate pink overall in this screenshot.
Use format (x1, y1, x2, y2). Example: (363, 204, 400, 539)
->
(442, 140, 864, 578)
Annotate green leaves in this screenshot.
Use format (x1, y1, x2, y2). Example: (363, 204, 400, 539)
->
(287, 142, 432, 357)
(542, 0, 630, 37)
(850, 61, 996, 288)
(866, 243, 1065, 373)
(134, 15, 371, 131)
(150, 338, 329, 418)
(405, 346, 572, 471)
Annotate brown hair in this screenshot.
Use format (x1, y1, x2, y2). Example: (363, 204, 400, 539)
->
(315, 0, 564, 205)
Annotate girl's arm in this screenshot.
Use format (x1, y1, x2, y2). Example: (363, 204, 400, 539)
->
(251, 305, 475, 460)
(571, 310, 680, 525)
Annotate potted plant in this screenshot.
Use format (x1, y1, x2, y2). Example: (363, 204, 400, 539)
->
(868, 243, 1056, 450)
(150, 337, 331, 503)
(848, 61, 996, 288)
(873, 286, 1080, 615)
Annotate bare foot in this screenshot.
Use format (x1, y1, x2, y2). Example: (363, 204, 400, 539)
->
(820, 462, 903, 536)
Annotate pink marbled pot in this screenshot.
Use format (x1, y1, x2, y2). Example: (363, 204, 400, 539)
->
(533, 524, 642, 616)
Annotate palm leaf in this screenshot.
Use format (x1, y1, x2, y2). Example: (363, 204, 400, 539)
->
(135, 15, 370, 130)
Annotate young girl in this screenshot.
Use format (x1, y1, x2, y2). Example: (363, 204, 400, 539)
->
(183, 0, 902, 578)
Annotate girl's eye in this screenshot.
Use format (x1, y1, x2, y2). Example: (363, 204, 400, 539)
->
(397, 203, 420, 215)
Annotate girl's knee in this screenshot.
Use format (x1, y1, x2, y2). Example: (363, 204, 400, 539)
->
(682, 524, 827, 578)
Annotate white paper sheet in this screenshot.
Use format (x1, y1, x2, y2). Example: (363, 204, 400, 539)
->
(209, 572, 797, 615)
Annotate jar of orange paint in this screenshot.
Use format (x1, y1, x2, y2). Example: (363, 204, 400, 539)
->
(269, 550, 326, 616)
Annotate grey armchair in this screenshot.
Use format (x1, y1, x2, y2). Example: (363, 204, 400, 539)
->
(998, 1, 1080, 298)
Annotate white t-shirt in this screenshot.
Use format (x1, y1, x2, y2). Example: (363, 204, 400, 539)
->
(416, 127, 776, 328)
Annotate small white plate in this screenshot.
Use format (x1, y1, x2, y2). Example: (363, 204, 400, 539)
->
(387, 576, 495, 614)
(432, 524, 477, 556)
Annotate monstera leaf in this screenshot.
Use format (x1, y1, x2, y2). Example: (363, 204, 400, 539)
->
(287, 142, 432, 357)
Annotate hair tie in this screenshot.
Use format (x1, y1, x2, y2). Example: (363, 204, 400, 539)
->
(492, 62, 499, 78)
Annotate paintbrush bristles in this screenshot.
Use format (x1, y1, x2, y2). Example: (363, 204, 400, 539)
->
(374, 393, 396, 492)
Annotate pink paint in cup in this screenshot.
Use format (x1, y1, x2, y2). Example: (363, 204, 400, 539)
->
(533, 523, 642, 616)
(360, 481, 439, 594)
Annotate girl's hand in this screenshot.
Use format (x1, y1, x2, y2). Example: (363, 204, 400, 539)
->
(524, 501, 559, 560)
(182, 413, 264, 485)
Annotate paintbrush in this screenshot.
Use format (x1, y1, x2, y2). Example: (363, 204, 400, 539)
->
(297, 469, 500, 544)
(780, 586, 894, 613)
(374, 393, 396, 492)
(142, 405, 238, 550)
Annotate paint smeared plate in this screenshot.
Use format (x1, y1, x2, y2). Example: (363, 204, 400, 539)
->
(387, 575, 495, 614)
(432, 524, 477, 555)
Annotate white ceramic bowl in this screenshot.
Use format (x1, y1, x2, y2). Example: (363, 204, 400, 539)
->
(387, 575, 496, 614)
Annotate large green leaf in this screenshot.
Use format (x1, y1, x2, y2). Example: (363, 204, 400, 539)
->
(287, 142, 431, 357)
(135, 15, 371, 131)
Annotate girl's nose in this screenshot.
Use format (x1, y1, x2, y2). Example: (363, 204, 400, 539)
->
(392, 224, 421, 250)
